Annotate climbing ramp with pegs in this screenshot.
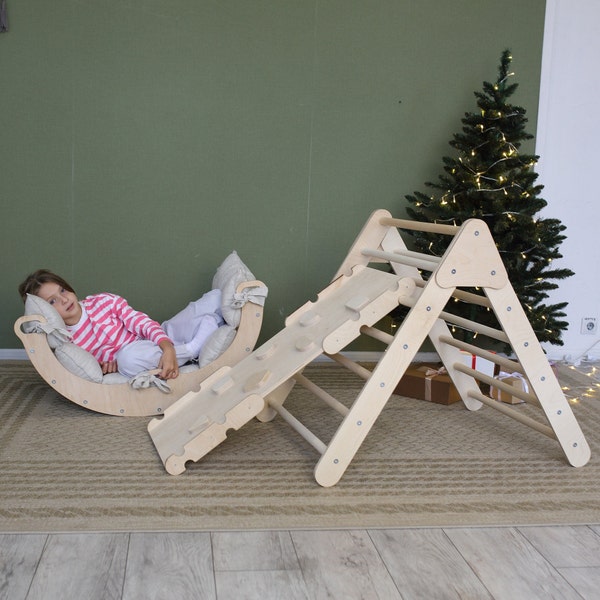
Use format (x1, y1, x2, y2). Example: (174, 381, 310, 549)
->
(148, 209, 590, 486)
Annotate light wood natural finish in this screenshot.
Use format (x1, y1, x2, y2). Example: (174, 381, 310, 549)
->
(13, 280, 265, 417)
(148, 266, 416, 474)
(148, 209, 590, 485)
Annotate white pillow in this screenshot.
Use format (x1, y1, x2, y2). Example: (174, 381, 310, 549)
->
(54, 343, 104, 383)
(23, 294, 71, 349)
(198, 325, 237, 367)
(212, 251, 266, 327)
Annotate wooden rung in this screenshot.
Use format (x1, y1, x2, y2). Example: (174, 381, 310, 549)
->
(400, 296, 510, 343)
(361, 248, 440, 272)
(439, 335, 524, 375)
(380, 216, 460, 235)
(454, 363, 539, 407)
(360, 325, 394, 345)
(448, 288, 492, 308)
(414, 279, 492, 309)
(467, 389, 556, 439)
(328, 353, 373, 381)
(269, 402, 327, 454)
(294, 372, 349, 417)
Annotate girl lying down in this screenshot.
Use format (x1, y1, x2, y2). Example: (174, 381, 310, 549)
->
(18, 269, 223, 380)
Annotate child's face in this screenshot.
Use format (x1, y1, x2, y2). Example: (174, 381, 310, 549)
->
(37, 282, 82, 326)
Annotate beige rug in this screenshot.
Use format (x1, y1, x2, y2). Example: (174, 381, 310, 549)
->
(1, 360, 599, 533)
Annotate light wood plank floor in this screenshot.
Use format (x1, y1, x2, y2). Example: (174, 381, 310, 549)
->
(2, 525, 600, 599)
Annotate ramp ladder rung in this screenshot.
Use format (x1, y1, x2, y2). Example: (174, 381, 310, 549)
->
(269, 402, 327, 454)
(293, 372, 349, 417)
(467, 389, 555, 439)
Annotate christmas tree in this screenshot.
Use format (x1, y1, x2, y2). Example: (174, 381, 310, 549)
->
(404, 50, 573, 346)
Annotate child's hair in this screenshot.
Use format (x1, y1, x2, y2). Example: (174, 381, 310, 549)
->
(18, 269, 76, 302)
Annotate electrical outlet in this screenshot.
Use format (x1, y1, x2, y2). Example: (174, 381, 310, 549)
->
(581, 317, 598, 335)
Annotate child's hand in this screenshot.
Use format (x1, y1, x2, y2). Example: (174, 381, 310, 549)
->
(158, 341, 179, 379)
(101, 360, 118, 374)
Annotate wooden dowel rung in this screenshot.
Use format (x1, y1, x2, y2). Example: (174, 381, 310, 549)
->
(438, 312, 509, 342)
(328, 353, 373, 381)
(294, 372, 349, 417)
(400, 297, 509, 343)
(269, 403, 327, 454)
(380, 216, 460, 235)
(449, 289, 492, 308)
(361, 248, 440, 272)
(454, 363, 539, 406)
(412, 279, 491, 309)
(439, 335, 523, 375)
(467, 389, 555, 439)
(360, 325, 394, 345)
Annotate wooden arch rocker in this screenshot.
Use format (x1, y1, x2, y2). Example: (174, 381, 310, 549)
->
(14, 254, 267, 417)
(148, 210, 591, 486)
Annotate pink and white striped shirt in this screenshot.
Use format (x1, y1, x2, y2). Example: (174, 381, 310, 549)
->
(68, 293, 171, 363)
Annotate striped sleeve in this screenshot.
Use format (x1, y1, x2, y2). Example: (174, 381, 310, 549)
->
(109, 294, 171, 346)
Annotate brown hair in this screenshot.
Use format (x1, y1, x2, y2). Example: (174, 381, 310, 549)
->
(18, 269, 76, 302)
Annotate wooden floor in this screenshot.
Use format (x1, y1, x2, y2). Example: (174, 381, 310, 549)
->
(2, 524, 600, 599)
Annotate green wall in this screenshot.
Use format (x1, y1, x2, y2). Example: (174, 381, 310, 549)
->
(1, 0, 546, 349)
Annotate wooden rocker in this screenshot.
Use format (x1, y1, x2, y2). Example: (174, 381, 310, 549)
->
(14, 252, 267, 417)
(147, 210, 590, 486)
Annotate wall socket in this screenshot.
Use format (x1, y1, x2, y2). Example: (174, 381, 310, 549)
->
(581, 317, 598, 335)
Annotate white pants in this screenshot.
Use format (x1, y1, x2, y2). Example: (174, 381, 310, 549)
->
(115, 289, 224, 378)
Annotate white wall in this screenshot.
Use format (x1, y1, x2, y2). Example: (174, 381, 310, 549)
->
(536, 0, 600, 362)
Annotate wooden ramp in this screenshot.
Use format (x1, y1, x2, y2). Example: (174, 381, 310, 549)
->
(148, 209, 590, 486)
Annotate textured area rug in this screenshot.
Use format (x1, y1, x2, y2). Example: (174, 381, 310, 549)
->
(1, 360, 599, 533)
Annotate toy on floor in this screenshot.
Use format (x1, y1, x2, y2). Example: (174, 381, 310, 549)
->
(14, 252, 267, 417)
(147, 210, 590, 486)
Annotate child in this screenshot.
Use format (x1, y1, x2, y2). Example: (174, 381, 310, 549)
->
(18, 269, 223, 380)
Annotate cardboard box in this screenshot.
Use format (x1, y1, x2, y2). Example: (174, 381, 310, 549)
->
(394, 364, 461, 405)
(458, 351, 498, 394)
(458, 351, 496, 378)
(490, 374, 527, 404)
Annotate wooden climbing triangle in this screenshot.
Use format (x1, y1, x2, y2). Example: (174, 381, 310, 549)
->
(148, 209, 590, 486)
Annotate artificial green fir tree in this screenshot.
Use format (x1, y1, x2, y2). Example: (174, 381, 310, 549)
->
(405, 50, 573, 346)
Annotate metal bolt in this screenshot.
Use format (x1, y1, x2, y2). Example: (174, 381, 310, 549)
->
(557, 410, 562, 415)
(357, 420, 362, 426)
(573, 442, 578, 448)
(426, 306, 431, 311)
(524, 342, 529, 347)
(451, 268, 457, 274)
(475, 231, 480, 236)
(491, 270, 496, 276)
(334, 458, 339, 464)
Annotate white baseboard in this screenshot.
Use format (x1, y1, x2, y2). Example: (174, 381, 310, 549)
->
(0, 349, 27, 360)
